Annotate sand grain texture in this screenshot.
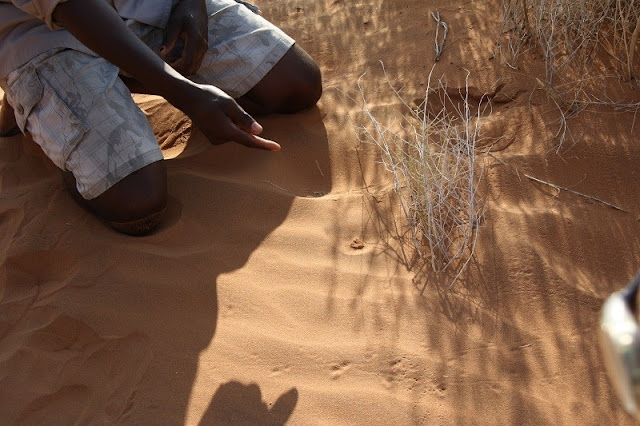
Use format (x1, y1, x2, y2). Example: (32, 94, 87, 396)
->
(1, 0, 639, 424)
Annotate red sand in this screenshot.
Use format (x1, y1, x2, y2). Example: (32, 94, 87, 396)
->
(1, 0, 639, 424)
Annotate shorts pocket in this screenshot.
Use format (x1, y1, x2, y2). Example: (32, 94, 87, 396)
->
(8, 65, 43, 133)
(8, 65, 90, 170)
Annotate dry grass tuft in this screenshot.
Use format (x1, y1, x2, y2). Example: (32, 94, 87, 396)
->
(500, 0, 640, 82)
(500, 1, 640, 149)
(357, 64, 485, 287)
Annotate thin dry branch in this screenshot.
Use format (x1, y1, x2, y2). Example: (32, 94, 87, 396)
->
(524, 174, 629, 212)
(628, 15, 640, 80)
(431, 11, 449, 62)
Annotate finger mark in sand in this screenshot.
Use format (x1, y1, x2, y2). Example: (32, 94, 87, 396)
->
(258, 179, 327, 198)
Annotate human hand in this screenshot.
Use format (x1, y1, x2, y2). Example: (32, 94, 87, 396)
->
(184, 84, 281, 151)
(160, 0, 208, 76)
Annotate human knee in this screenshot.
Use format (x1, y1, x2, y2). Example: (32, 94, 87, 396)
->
(290, 58, 322, 112)
(245, 45, 322, 115)
(283, 49, 322, 113)
(88, 161, 168, 235)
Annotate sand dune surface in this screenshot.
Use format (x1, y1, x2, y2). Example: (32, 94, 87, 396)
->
(1, 0, 640, 424)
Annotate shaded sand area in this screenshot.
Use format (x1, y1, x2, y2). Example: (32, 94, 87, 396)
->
(2, 0, 640, 424)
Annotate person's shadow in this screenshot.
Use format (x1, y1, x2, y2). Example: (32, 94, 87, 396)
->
(199, 382, 298, 425)
(0, 106, 328, 424)
(134, 106, 330, 424)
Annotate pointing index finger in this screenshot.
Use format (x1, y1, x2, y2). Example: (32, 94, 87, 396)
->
(236, 131, 281, 151)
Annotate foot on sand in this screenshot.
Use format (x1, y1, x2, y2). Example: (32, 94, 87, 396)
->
(0, 96, 20, 137)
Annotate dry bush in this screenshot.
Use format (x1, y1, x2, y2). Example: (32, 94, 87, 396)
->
(500, 0, 640, 82)
(357, 65, 485, 287)
(500, 0, 640, 150)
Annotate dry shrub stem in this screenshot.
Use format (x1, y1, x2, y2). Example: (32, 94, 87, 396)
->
(628, 15, 640, 79)
(357, 63, 484, 288)
(431, 11, 449, 62)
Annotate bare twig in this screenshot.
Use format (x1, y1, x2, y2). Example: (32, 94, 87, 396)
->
(431, 11, 449, 62)
(628, 15, 640, 80)
(524, 174, 629, 212)
(520, 0, 530, 34)
(315, 160, 325, 178)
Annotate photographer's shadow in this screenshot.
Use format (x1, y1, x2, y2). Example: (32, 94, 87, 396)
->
(199, 382, 298, 425)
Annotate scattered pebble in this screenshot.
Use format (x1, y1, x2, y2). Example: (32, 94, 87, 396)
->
(350, 238, 365, 249)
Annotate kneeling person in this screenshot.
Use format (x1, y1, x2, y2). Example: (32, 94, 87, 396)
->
(0, 0, 322, 235)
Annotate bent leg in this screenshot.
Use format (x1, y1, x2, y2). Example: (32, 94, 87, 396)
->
(189, 0, 321, 114)
(4, 49, 166, 235)
(238, 44, 322, 115)
(128, 0, 322, 114)
(63, 160, 167, 235)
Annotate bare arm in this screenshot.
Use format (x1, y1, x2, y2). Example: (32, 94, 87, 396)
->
(52, 0, 280, 151)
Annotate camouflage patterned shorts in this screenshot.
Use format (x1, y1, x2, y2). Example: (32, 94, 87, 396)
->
(2, 0, 294, 199)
